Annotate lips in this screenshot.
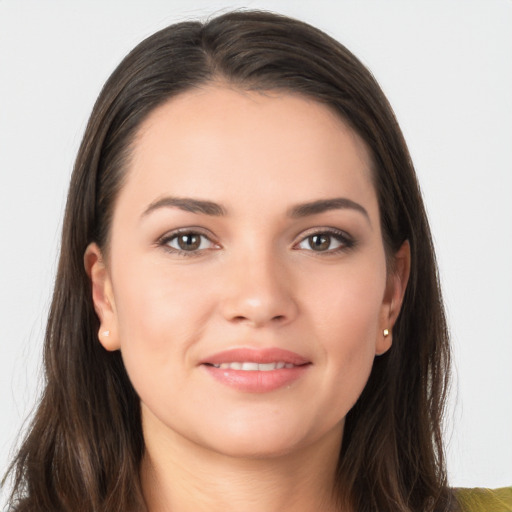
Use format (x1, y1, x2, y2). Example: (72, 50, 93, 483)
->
(200, 348, 311, 393)
(201, 347, 310, 366)
(209, 361, 296, 370)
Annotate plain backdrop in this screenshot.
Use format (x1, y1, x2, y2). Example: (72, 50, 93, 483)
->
(1, 0, 511, 499)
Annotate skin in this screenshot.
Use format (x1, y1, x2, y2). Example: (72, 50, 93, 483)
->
(85, 85, 410, 512)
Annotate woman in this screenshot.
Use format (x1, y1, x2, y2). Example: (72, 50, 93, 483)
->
(3, 9, 510, 512)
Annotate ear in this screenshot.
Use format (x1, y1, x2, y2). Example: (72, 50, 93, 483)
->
(84, 242, 120, 351)
(376, 240, 411, 355)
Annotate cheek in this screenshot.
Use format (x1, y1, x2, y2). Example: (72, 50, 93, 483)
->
(114, 256, 211, 340)
(111, 259, 214, 392)
(307, 257, 386, 344)
(305, 260, 386, 400)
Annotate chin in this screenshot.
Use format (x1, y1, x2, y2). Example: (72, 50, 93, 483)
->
(206, 431, 306, 460)
(194, 415, 336, 460)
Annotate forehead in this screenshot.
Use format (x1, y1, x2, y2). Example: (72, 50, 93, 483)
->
(120, 85, 377, 218)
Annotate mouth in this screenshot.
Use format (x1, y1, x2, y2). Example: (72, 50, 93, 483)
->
(201, 347, 310, 366)
(204, 361, 300, 371)
(200, 348, 311, 393)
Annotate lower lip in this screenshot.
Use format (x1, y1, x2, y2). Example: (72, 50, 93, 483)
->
(201, 364, 310, 393)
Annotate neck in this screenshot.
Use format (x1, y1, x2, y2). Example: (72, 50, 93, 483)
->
(140, 412, 344, 512)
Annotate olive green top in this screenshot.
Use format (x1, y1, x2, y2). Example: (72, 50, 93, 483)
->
(455, 487, 512, 511)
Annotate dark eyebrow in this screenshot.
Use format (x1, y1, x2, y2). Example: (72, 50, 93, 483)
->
(141, 196, 226, 218)
(288, 197, 370, 223)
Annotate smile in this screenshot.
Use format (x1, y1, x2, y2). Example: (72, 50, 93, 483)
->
(207, 362, 297, 371)
(200, 348, 311, 393)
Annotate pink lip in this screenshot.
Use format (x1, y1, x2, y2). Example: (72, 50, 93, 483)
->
(200, 347, 310, 366)
(200, 348, 311, 393)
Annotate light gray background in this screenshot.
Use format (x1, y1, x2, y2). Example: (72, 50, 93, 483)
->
(1, 0, 511, 497)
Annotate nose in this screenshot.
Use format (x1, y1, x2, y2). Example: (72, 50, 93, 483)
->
(219, 249, 299, 328)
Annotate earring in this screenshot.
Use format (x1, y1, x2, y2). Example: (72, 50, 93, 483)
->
(102, 330, 110, 337)
(383, 328, 390, 337)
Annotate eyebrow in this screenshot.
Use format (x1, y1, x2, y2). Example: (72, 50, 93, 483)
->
(141, 195, 370, 223)
(141, 197, 226, 218)
(288, 197, 370, 223)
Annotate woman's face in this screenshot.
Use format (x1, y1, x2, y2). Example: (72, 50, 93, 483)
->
(87, 86, 408, 458)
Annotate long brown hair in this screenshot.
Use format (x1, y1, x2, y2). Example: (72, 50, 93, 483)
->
(4, 10, 453, 512)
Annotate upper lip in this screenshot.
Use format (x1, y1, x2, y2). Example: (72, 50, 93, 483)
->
(200, 348, 310, 366)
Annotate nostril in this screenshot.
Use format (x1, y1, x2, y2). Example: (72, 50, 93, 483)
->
(229, 314, 286, 325)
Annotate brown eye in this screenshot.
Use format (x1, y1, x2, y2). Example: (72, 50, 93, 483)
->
(296, 230, 352, 253)
(177, 234, 201, 250)
(165, 232, 215, 253)
(308, 234, 331, 251)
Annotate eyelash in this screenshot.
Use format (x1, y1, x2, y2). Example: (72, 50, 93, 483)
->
(157, 228, 219, 257)
(293, 227, 355, 255)
(157, 227, 355, 257)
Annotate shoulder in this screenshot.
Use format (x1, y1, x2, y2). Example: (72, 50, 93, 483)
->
(454, 487, 512, 512)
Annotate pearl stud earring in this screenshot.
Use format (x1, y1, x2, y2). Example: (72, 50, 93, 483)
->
(383, 328, 390, 337)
